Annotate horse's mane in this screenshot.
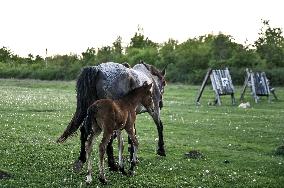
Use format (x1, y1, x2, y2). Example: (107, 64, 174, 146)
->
(140, 61, 165, 82)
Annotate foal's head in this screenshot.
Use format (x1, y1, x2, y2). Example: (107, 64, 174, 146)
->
(139, 82, 154, 113)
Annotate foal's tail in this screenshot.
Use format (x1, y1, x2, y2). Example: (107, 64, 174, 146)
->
(57, 66, 99, 143)
(83, 105, 99, 137)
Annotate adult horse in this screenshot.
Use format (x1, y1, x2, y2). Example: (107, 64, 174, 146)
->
(57, 61, 167, 171)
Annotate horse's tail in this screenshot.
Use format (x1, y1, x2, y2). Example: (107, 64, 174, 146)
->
(57, 66, 99, 143)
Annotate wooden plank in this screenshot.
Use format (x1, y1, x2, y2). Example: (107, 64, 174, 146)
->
(212, 70, 221, 95)
(225, 67, 234, 94)
(262, 72, 271, 103)
(210, 72, 221, 105)
(195, 69, 212, 105)
(250, 71, 258, 103)
(240, 68, 250, 101)
(231, 93, 236, 105)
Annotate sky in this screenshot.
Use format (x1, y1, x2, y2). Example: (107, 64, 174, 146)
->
(0, 0, 283, 57)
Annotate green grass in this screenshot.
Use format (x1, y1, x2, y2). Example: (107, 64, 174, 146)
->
(0, 79, 283, 187)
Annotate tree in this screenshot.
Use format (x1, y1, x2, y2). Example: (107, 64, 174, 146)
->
(128, 27, 157, 49)
(81, 47, 96, 65)
(159, 39, 178, 67)
(0, 47, 13, 63)
(112, 36, 127, 63)
(113, 36, 123, 54)
(254, 20, 284, 68)
(96, 46, 113, 63)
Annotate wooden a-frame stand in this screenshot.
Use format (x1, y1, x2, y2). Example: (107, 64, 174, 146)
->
(196, 68, 236, 106)
(240, 68, 278, 103)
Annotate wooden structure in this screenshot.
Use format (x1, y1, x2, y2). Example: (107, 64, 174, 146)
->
(196, 68, 236, 105)
(240, 68, 277, 103)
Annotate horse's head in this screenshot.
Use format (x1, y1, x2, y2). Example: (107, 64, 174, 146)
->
(140, 82, 154, 114)
(133, 61, 167, 126)
(140, 61, 167, 109)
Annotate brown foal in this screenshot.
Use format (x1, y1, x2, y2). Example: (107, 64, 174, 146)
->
(83, 82, 154, 184)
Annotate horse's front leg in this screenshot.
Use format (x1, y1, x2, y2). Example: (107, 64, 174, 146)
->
(156, 119, 166, 156)
(149, 105, 166, 156)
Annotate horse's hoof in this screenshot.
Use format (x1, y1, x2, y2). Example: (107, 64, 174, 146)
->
(157, 148, 166, 156)
(128, 170, 135, 177)
(73, 160, 84, 173)
(108, 163, 119, 172)
(99, 177, 108, 185)
(119, 167, 128, 176)
(56, 136, 66, 143)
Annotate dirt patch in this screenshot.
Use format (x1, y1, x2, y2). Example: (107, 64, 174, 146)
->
(276, 145, 284, 156)
(184, 150, 204, 159)
(0, 170, 12, 179)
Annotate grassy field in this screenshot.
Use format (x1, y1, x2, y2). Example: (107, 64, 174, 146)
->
(0, 79, 283, 187)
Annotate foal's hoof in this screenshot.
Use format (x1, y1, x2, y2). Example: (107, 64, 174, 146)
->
(99, 177, 108, 185)
(157, 148, 166, 156)
(86, 175, 92, 184)
(73, 160, 84, 173)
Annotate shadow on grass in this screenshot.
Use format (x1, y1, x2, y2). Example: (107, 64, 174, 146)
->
(0, 169, 12, 180)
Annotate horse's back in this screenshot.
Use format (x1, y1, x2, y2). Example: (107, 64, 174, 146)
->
(96, 62, 151, 100)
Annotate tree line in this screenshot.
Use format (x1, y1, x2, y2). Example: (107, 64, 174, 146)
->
(1, 20, 284, 85)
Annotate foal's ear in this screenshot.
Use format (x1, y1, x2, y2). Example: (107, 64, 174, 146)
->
(147, 83, 153, 89)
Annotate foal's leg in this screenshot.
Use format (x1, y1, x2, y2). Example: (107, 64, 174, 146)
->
(125, 127, 138, 175)
(85, 126, 102, 184)
(98, 132, 112, 184)
(128, 123, 136, 162)
(106, 133, 119, 171)
(117, 130, 127, 175)
(85, 134, 95, 184)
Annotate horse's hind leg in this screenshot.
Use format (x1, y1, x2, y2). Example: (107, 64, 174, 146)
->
(73, 127, 87, 172)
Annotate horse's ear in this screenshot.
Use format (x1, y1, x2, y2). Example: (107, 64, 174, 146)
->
(148, 83, 153, 89)
(122, 62, 131, 68)
(161, 68, 166, 76)
(161, 64, 168, 76)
